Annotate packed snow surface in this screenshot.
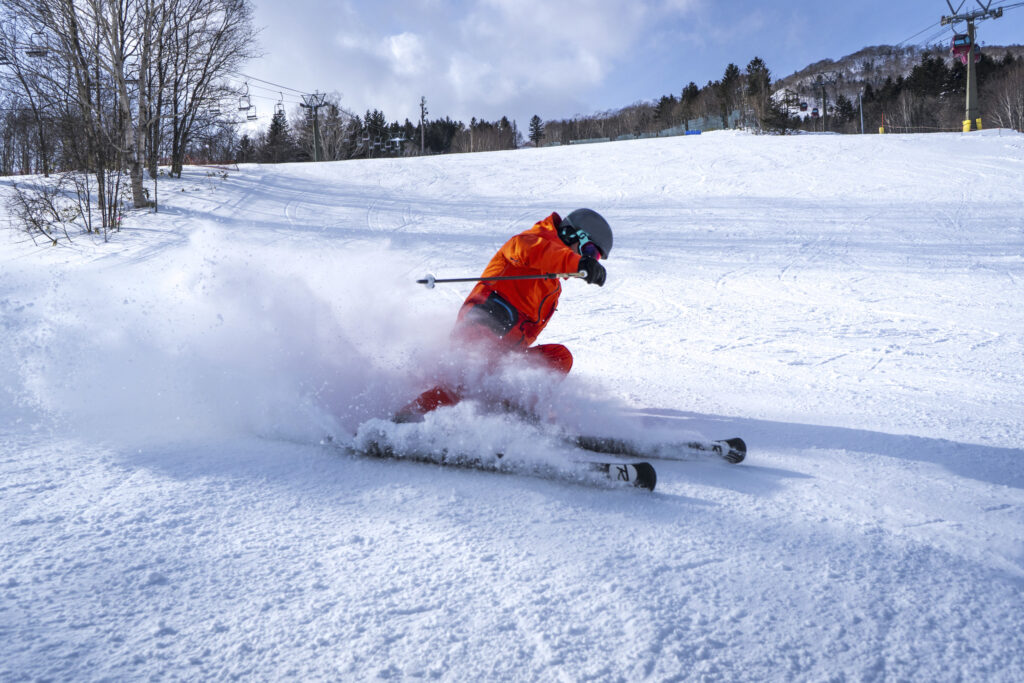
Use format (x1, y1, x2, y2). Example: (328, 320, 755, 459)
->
(2, 130, 1024, 680)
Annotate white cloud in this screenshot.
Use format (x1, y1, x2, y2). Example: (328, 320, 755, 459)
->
(258, 0, 706, 125)
(385, 32, 429, 77)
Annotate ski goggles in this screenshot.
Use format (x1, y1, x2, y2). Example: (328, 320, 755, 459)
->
(577, 231, 603, 260)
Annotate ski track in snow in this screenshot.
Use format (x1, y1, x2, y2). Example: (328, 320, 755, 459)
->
(2, 130, 1024, 680)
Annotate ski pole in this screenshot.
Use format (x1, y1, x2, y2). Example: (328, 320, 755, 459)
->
(417, 271, 586, 289)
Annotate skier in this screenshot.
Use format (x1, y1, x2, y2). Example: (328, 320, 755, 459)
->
(396, 208, 613, 422)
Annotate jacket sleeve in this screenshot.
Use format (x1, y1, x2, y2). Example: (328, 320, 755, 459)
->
(502, 233, 581, 275)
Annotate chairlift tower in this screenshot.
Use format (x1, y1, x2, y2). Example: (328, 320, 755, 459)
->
(941, 0, 1003, 131)
(814, 72, 839, 132)
(300, 91, 327, 162)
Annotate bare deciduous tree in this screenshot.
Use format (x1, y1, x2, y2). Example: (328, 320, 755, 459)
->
(988, 61, 1024, 132)
(1, 0, 256, 236)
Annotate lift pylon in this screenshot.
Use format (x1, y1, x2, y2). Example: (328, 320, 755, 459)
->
(941, 1, 1004, 131)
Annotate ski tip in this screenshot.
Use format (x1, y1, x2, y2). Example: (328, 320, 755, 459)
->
(633, 462, 657, 491)
(723, 437, 747, 464)
(725, 437, 746, 452)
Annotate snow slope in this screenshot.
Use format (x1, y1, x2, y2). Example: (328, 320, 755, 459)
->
(2, 130, 1023, 680)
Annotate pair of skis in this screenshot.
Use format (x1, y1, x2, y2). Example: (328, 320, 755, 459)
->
(343, 430, 746, 493)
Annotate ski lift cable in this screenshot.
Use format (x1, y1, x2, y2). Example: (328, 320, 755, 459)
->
(890, 2, 1005, 48)
(229, 71, 309, 96)
(899, 0, 1023, 52)
(246, 92, 303, 104)
(922, 26, 954, 44)
(245, 81, 304, 98)
(896, 20, 944, 47)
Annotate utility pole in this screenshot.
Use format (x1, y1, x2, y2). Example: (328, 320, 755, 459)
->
(300, 91, 327, 161)
(941, 1, 1003, 132)
(420, 96, 427, 155)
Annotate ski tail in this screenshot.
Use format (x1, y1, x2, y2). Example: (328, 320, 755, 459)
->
(718, 437, 746, 464)
(582, 460, 657, 490)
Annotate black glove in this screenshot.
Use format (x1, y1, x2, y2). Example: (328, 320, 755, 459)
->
(579, 256, 606, 286)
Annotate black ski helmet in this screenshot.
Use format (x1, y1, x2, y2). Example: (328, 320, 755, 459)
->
(558, 208, 613, 258)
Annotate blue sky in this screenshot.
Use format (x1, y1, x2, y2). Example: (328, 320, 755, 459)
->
(243, 0, 1024, 129)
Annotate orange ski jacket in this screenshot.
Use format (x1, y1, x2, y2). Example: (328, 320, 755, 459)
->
(458, 213, 582, 349)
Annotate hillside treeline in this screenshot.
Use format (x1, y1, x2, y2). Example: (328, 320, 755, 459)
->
(540, 51, 1024, 141)
(243, 47, 1024, 166)
(233, 102, 523, 164)
(783, 50, 1024, 133)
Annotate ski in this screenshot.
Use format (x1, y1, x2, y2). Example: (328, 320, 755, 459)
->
(325, 435, 657, 491)
(572, 435, 747, 464)
(581, 460, 657, 490)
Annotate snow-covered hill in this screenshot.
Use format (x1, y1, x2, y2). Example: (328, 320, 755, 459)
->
(774, 42, 1024, 106)
(2, 129, 1024, 680)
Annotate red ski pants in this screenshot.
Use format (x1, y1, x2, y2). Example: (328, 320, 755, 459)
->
(408, 342, 573, 414)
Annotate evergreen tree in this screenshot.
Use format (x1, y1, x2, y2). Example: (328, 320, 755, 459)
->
(878, 76, 903, 105)
(529, 115, 545, 146)
(718, 63, 742, 127)
(262, 109, 296, 163)
(760, 99, 793, 134)
(681, 82, 700, 129)
(745, 57, 773, 128)
(654, 94, 677, 128)
(236, 134, 255, 163)
(907, 55, 951, 97)
(863, 82, 877, 103)
(834, 94, 856, 126)
(423, 117, 461, 154)
(364, 109, 388, 156)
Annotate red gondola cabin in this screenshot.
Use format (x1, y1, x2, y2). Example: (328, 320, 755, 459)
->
(950, 34, 980, 65)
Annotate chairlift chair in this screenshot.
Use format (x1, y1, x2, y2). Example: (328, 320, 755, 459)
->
(247, 105, 257, 121)
(811, 107, 819, 119)
(25, 32, 48, 58)
(239, 83, 251, 111)
(800, 102, 808, 112)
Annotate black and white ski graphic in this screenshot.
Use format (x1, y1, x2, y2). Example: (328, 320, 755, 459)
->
(327, 435, 657, 491)
(572, 435, 746, 464)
